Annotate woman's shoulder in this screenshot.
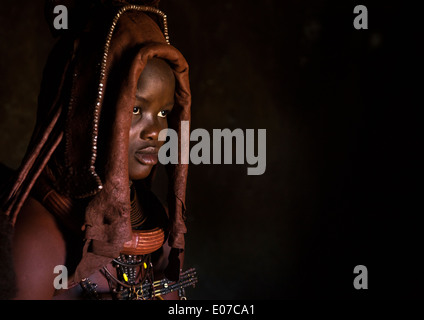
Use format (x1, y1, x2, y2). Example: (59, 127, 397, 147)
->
(12, 196, 67, 299)
(14, 196, 65, 237)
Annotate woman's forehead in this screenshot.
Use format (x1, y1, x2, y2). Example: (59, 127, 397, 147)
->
(137, 58, 175, 91)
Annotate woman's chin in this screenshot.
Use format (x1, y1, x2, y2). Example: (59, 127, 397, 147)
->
(129, 165, 153, 181)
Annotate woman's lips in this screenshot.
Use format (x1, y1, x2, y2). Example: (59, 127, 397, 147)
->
(135, 147, 158, 165)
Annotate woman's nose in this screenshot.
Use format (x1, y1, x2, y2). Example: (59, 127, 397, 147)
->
(138, 115, 161, 140)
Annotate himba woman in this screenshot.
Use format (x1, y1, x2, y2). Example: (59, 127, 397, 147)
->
(0, 0, 194, 300)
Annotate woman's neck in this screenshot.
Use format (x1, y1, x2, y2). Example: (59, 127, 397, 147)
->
(130, 183, 146, 228)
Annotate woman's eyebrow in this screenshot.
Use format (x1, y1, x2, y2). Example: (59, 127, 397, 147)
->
(135, 95, 173, 108)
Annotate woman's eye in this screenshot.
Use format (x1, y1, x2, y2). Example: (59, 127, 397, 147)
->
(157, 110, 169, 118)
(133, 107, 141, 115)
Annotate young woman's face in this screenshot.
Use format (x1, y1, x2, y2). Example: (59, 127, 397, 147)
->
(128, 58, 175, 181)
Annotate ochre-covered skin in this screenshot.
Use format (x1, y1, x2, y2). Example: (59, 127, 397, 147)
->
(1, 1, 191, 299)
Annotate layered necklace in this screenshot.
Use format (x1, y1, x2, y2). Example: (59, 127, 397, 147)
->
(101, 183, 162, 299)
(80, 183, 197, 300)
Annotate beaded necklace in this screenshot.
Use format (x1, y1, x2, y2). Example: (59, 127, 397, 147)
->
(79, 183, 192, 300)
(79, 187, 197, 300)
(103, 183, 155, 299)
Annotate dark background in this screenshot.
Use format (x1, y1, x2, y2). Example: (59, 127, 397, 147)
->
(0, 0, 421, 299)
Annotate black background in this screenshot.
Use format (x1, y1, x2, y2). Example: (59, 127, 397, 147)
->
(0, 0, 421, 299)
